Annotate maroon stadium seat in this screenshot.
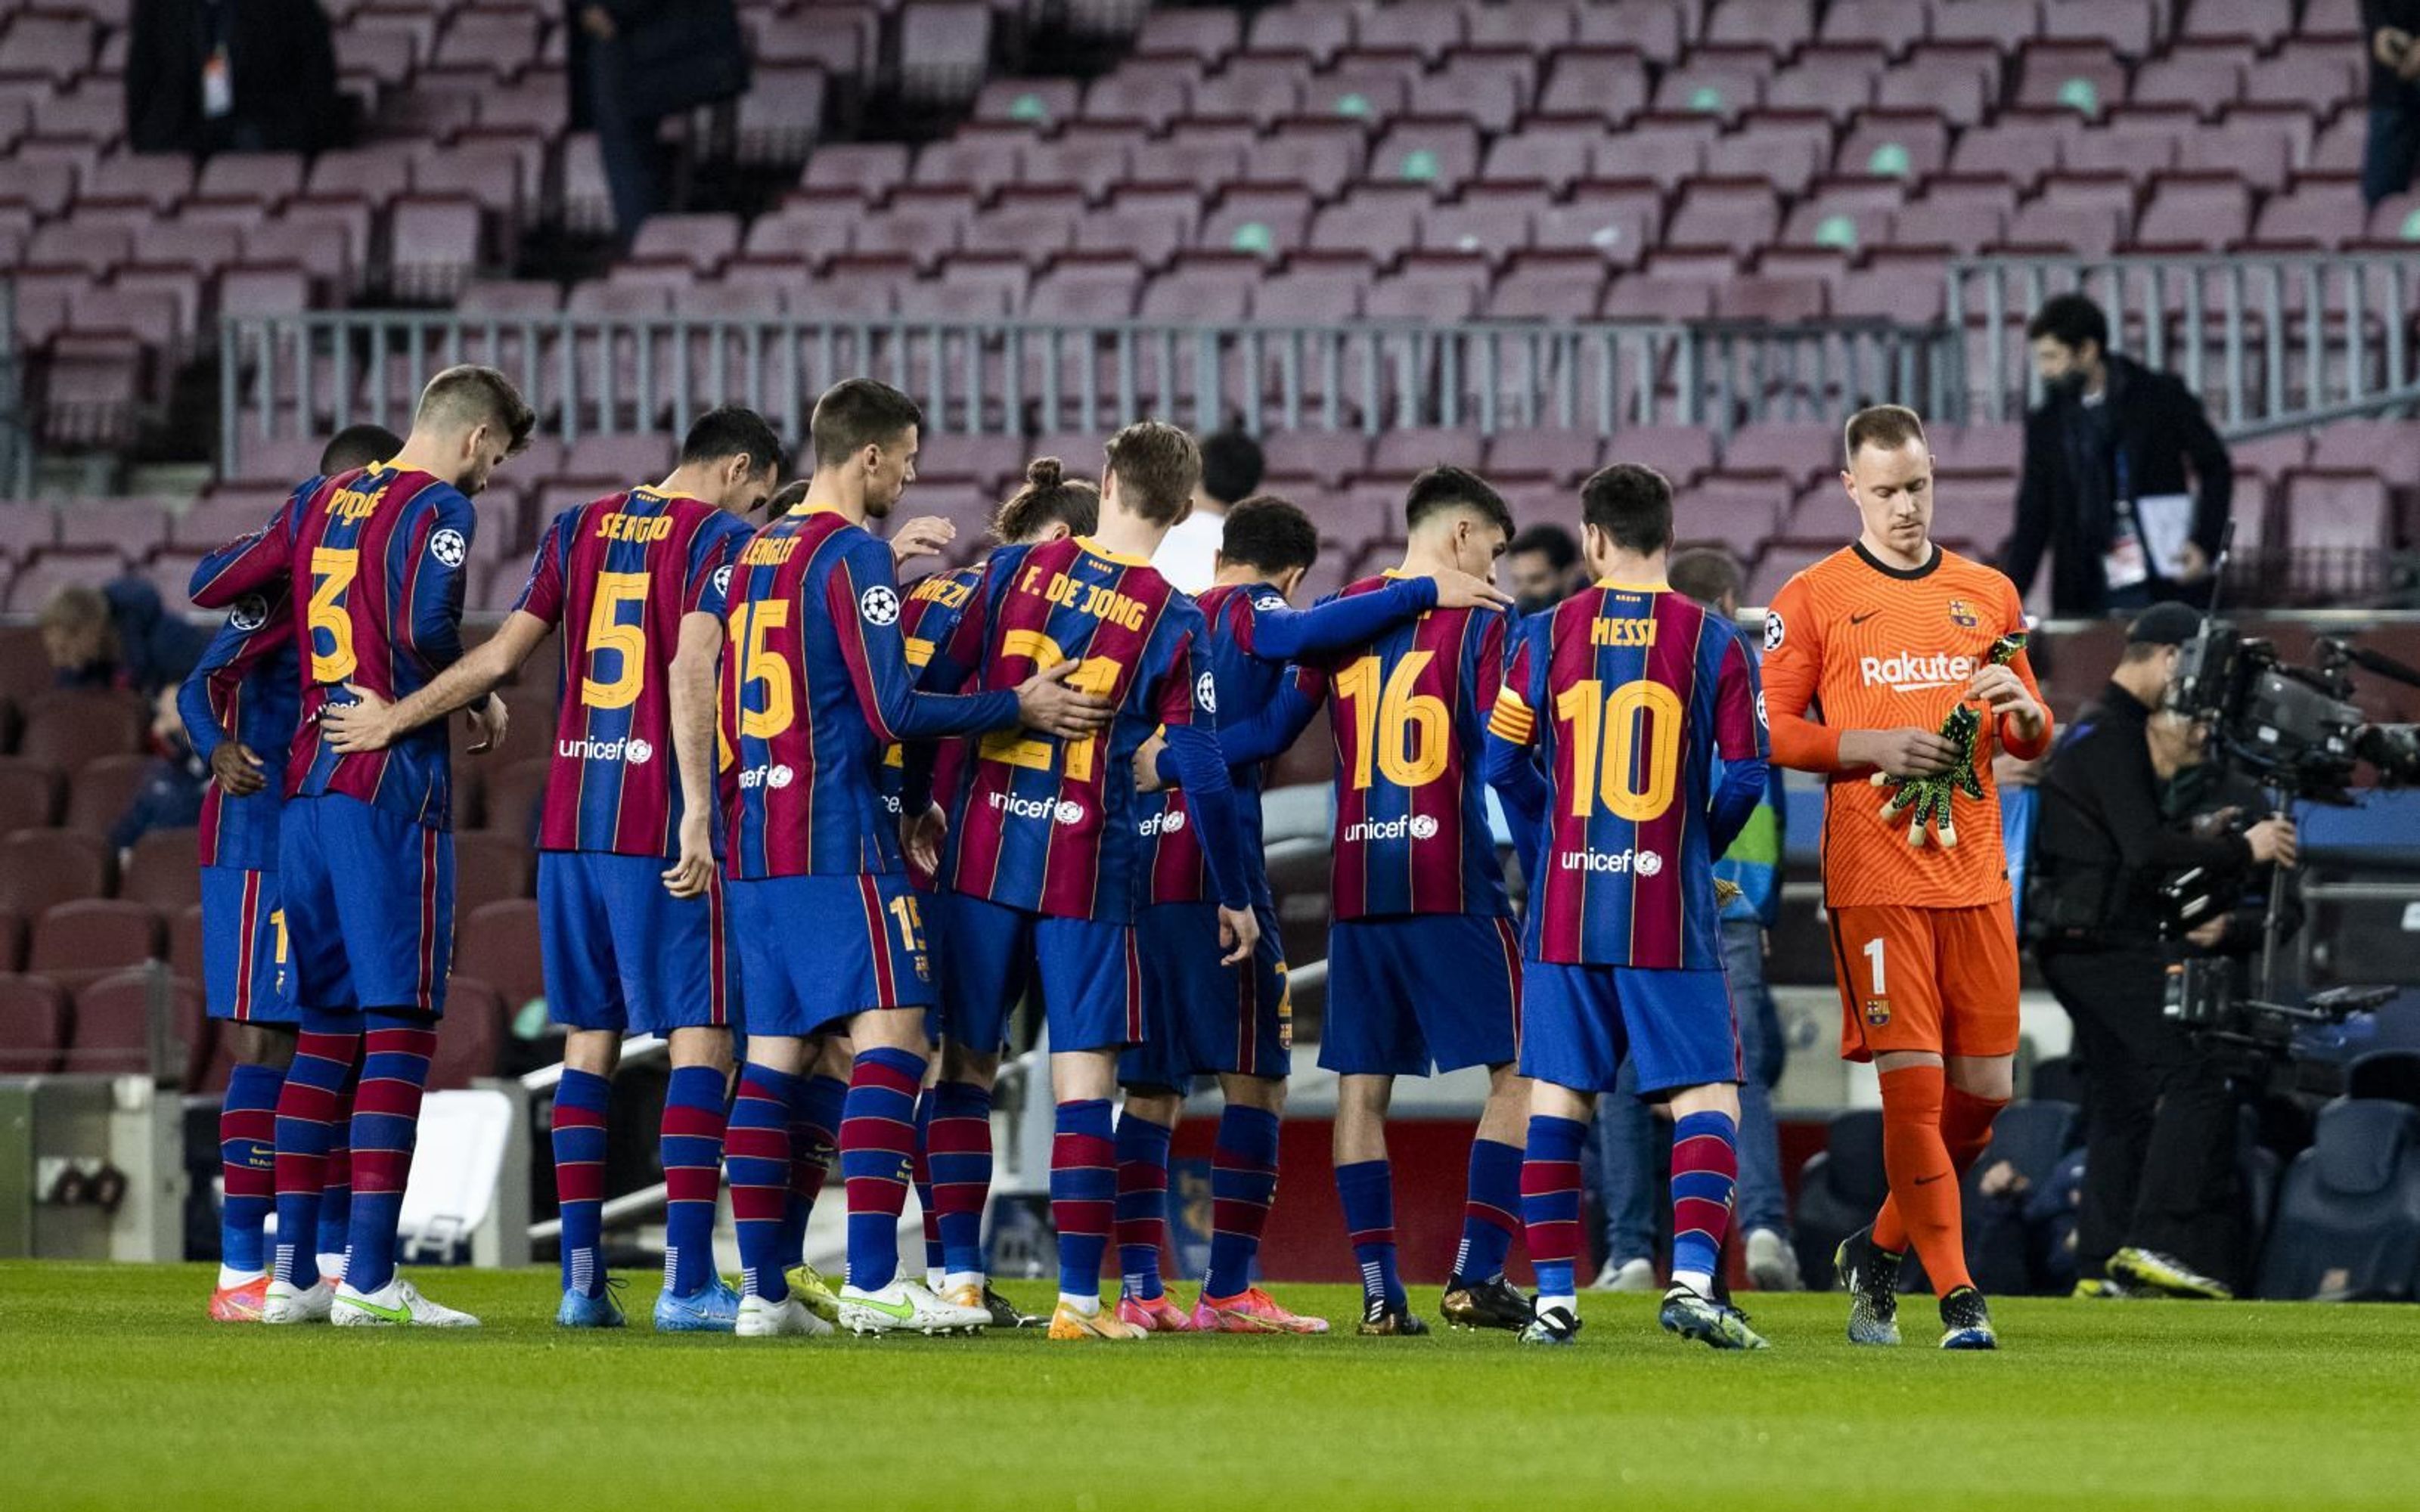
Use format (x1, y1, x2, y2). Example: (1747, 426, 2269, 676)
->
(62, 754, 152, 839)
(1134, 5, 1240, 65)
(2285, 471, 2394, 551)
(0, 757, 64, 834)
(453, 829, 537, 924)
(897, 3, 993, 107)
(19, 690, 145, 774)
(118, 829, 201, 912)
(427, 978, 505, 1090)
(0, 972, 69, 1074)
(1249, 5, 1356, 67)
(1537, 48, 1650, 122)
(29, 900, 163, 998)
(455, 899, 546, 1015)
(1081, 61, 1198, 132)
(479, 756, 554, 845)
(66, 968, 200, 1077)
(0, 906, 23, 972)
(800, 143, 913, 204)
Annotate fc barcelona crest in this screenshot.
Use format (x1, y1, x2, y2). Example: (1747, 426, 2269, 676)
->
(1864, 997, 1891, 1027)
(1946, 599, 1979, 629)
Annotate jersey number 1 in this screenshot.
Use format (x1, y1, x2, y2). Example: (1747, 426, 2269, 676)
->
(1554, 678, 1683, 821)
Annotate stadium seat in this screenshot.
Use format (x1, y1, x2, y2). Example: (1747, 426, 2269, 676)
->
(0, 972, 70, 1074)
(456, 899, 545, 1015)
(65, 967, 201, 1078)
(0, 756, 64, 833)
(1791, 1110, 1891, 1291)
(2257, 1100, 2420, 1301)
(17, 689, 145, 773)
(167, 902, 203, 990)
(0, 905, 21, 972)
(453, 831, 537, 916)
(117, 828, 200, 912)
(29, 899, 163, 997)
(62, 753, 152, 838)
(428, 978, 506, 1091)
(0, 829, 110, 916)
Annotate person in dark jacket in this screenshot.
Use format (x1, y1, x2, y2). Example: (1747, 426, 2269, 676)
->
(567, 1, 749, 248)
(2361, 1, 2420, 207)
(2028, 605, 2298, 1300)
(2002, 295, 2232, 618)
(110, 686, 209, 860)
(126, 0, 343, 156)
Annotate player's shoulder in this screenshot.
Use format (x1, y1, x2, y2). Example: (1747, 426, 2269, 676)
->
(1931, 545, 2023, 603)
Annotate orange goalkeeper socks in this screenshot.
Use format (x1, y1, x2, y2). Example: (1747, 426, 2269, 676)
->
(1872, 1064, 1975, 1297)
(1873, 1080, 2008, 1257)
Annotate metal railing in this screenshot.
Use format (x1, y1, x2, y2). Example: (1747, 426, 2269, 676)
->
(1950, 253, 2420, 428)
(216, 309, 1959, 469)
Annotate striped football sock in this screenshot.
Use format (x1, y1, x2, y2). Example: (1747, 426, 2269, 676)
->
(839, 1047, 925, 1294)
(659, 1064, 728, 1300)
(1113, 1110, 1174, 1303)
(343, 1018, 437, 1297)
(1335, 1159, 1404, 1311)
(551, 1067, 612, 1298)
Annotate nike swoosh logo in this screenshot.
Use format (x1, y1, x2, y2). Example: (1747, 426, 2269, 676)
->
(1850, 610, 1880, 624)
(340, 1296, 412, 1322)
(1915, 1173, 1947, 1186)
(852, 1293, 918, 1321)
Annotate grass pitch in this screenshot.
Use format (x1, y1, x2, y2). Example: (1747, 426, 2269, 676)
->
(2, 1264, 2414, 1511)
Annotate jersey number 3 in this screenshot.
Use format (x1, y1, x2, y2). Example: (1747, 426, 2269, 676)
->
(1554, 678, 1683, 821)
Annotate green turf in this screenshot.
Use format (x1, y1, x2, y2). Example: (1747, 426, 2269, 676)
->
(3, 1264, 2415, 1511)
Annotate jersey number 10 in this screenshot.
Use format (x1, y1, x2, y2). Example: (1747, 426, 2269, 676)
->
(1554, 678, 1683, 821)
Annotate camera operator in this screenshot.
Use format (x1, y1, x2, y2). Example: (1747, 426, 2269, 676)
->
(2028, 604, 2298, 1300)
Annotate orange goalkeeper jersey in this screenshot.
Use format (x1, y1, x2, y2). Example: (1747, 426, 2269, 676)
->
(1761, 541, 2051, 911)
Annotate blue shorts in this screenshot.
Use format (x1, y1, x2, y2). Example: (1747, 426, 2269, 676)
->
(200, 865, 296, 1024)
(539, 851, 736, 1035)
(1320, 914, 1522, 1077)
(1520, 961, 1742, 1097)
(728, 872, 929, 1038)
(277, 795, 455, 1015)
(932, 891, 1140, 1055)
(1120, 900, 1289, 1089)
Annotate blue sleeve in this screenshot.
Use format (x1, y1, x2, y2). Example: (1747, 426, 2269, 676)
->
(399, 488, 474, 671)
(176, 600, 278, 762)
(1165, 722, 1251, 910)
(1708, 756, 1769, 860)
(1170, 665, 1323, 780)
(833, 538, 1017, 742)
(1237, 577, 1437, 662)
(188, 485, 306, 609)
(1485, 732, 1550, 885)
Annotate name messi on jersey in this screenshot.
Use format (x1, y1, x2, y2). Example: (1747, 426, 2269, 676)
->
(1590, 617, 1658, 648)
(1017, 567, 1148, 632)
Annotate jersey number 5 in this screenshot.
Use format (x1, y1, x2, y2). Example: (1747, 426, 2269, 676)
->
(582, 572, 650, 710)
(1336, 651, 1449, 790)
(1554, 678, 1683, 821)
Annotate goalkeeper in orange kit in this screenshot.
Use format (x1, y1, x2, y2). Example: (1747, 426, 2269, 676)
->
(1760, 405, 2052, 1350)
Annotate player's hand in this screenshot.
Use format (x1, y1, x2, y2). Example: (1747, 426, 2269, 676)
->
(209, 742, 268, 796)
(1216, 903, 1260, 966)
(662, 812, 715, 899)
(1968, 665, 2044, 739)
(1132, 731, 1168, 793)
(2186, 914, 2231, 950)
(322, 686, 397, 753)
(890, 515, 954, 568)
(901, 803, 948, 878)
(1428, 569, 1514, 612)
(2245, 815, 2297, 869)
(467, 691, 507, 754)
(1015, 660, 1115, 739)
(1850, 726, 1960, 778)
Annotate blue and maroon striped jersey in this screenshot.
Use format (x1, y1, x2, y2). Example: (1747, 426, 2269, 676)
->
(1488, 583, 1767, 971)
(177, 586, 300, 872)
(188, 464, 476, 830)
(714, 504, 1019, 881)
(1285, 575, 1512, 920)
(937, 536, 1212, 922)
(1140, 575, 1440, 909)
(880, 563, 987, 815)
(513, 487, 755, 859)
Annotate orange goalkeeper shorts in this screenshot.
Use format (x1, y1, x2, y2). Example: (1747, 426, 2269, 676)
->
(1826, 897, 2021, 1062)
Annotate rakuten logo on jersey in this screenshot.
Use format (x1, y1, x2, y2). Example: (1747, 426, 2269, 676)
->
(558, 736, 654, 765)
(1344, 813, 1441, 844)
(738, 763, 795, 790)
(990, 791, 1084, 826)
(1860, 651, 1977, 694)
(1559, 847, 1665, 876)
(1136, 807, 1188, 837)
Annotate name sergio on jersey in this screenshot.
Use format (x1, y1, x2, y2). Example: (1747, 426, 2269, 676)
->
(1344, 813, 1441, 844)
(1016, 565, 1149, 632)
(1559, 847, 1665, 876)
(1860, 650, 1978, 694)
(557, 735, 655, 765)
(597, 512, 675, 544)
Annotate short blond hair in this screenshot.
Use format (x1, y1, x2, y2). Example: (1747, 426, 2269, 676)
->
(1843, 404, 1928, 463)
(1104, 421, 1201, 527)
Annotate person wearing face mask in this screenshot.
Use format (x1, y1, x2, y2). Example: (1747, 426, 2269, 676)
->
(2002, 295, 2232, 619)
(2027, 604, 2297, 1302)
